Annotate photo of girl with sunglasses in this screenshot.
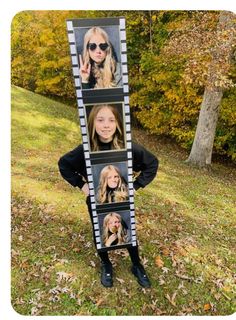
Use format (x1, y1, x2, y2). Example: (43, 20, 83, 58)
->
(79, 26, 122, 89)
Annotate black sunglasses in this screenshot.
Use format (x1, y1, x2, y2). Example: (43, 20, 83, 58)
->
(87, 42, 109, 51)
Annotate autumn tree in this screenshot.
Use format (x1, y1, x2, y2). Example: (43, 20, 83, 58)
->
(186, 11, 236, 167)
(11, 10, 92, 102)
(11, 11, 236, 161)
(131, 11, 236, 163)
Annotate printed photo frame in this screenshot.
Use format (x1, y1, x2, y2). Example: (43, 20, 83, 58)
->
(66, 17, 137, 252)
(98, 211, 132, 249)
(73, 24, 123, 90)
(91, 161, 129, 205)
(84, 102, 127, 153)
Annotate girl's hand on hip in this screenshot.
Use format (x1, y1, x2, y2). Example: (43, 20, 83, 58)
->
(82, 183, 90, 196)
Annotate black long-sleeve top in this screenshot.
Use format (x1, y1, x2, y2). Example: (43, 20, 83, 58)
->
(58, 141, 158, 191)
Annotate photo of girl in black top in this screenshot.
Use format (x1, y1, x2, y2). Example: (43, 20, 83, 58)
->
(87, 104, 125, 152)
(96, 164, 128, 204)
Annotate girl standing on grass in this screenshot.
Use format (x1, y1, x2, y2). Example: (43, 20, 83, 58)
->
(58, 104, 158, 288)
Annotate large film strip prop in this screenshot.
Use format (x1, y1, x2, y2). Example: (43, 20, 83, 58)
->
(67, 17, 136, 252)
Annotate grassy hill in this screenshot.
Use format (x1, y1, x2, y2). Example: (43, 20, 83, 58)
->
(11, 85, 236, 316)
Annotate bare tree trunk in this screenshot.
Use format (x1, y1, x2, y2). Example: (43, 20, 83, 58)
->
(187, 11, 236, 167)
(187, 88, 223, 166)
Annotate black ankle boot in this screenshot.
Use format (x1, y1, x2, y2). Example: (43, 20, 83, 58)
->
(101, 262, 113, 287)
(131, 263, 151, 288)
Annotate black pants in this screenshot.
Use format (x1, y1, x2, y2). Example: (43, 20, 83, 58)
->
(86, 197, 141, 266)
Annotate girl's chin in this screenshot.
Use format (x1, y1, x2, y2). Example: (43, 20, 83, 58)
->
(108, 185, 118, 189)
(94, 59, 105, 65)
(99, 137, 113, 143)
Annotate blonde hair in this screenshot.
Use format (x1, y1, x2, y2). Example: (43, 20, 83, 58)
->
(96, 165, 128, 204)
(88, 104, 124, 151)
(103, 212, 128, 246)
(83, 27, 117, 88)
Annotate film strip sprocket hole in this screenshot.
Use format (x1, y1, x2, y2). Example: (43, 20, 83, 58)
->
(66, 17, 137, 251)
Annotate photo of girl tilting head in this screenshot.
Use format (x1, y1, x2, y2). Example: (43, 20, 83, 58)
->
(79, 27, 122, 89)
(96, 165, 128, 204)
(87, 104, 125, 152)
(102, 212, 130, 247)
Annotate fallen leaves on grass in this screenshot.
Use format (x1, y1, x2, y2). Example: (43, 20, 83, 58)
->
(203, 302, 216, 313)
(165, 292, 177, 307)
(121, 288, 131, 297)
(161, 246, 170, 256)
(203, 303, 211, 311)
(155, 255, 164, 268)
(49, 285, 79, 304)
(28, 289, 45, 315)
(96, 298, 104, 307)
(56, 271, 77, 283)
(116, 277, 125, 284)
(162, 267, 170, 274)
(142, 299, 166, 315)
(158, 275, 166, 285)
(89, 260, 96, 268)
(31, 306, 40, 316)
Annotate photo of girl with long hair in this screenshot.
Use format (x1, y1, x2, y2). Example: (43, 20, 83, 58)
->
(79, 26, 122, 89)
(96, 164, 129, 204)
(87, 104, 125, 152)
(101, 212, 131, 247)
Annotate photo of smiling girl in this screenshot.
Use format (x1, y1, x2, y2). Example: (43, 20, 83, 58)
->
(87, 104, 125, 152)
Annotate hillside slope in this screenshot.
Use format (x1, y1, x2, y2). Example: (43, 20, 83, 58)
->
(11, 86, 236, 316)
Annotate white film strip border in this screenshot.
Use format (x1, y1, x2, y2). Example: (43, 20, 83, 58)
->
(119, 18, 126, 31)
(66, 20, 73, 31)
(67, 22, 99, 244)
(119, 19, 129, 94)
(68, 32, 75, 44)
(77, 99, 83, 107)
(67, 18, 137, 250)
(92, 210, 97, 218)
(125, 123, 131, 133)
(124, 103, 130, 114)
(130, 208, 137, 245)
(67, 22, 81, 93)
(90, 196, 95, 203)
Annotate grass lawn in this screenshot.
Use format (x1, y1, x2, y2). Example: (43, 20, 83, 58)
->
(11, 85, 236, 316)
